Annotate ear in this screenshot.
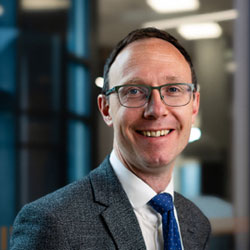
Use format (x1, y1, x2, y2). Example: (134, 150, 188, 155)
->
(97, 94, 113, 127)
(191, 92, 200, 124)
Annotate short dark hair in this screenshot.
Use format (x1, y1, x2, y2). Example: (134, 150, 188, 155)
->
(102, 27, 197, 94)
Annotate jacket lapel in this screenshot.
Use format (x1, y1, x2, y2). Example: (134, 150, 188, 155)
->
(90, 157, 146, 250)
(175, 192, 202, 250)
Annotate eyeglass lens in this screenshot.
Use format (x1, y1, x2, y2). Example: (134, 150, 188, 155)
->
(118, 84, 192, 108)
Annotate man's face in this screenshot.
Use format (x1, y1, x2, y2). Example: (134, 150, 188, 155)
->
(98, 38, 200, 177)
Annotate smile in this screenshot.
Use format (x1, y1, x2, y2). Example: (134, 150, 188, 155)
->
(138, 130, 171, 137)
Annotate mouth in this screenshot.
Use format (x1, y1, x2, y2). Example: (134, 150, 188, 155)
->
(137, 129, 172, 137)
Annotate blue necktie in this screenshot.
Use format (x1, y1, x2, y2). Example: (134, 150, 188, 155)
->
(149, 193, 182, 250)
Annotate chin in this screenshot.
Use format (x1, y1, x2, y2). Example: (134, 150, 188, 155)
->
(140, 155, 175, 169)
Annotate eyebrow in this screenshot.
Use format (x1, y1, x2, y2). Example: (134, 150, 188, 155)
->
(123, 76, 180, 85)
(165, 76, 179, 82)
(123, 78, 145, 85)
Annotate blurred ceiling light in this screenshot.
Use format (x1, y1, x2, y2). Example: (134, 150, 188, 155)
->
(21, 0, 70, 11)
(0, 5, 4, 16)
(143, 9, 238, 30)
(95, 77, 104, 88)
(146, 0, 199, 13)
(189, 127, 201, 143)
(226, 61, 237, 73)
(178, 22, 222, 40)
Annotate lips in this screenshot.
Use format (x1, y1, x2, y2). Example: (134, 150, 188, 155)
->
(138, 129, 171, 137)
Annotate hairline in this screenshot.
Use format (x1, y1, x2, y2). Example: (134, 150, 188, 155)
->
(102, 28, 197, 94)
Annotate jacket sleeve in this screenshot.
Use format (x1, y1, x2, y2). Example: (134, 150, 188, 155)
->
(10, 203, 70, 250)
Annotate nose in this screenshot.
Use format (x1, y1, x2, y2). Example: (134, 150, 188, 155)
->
(143, 89, 169, 119)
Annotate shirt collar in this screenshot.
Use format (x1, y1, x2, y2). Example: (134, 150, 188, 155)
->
(110, 150, 174, 209)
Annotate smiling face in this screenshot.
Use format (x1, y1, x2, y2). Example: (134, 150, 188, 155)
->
(98, 38, 200, 178)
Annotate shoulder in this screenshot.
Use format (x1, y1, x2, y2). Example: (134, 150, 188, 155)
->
(20, 162, 111, 219)
(10, 157, 131, 250)
(13, 156, 116, 224)
(10, 177, 92, 250)
(175, 192, 207, 217)
(10, 160, 113, 249)
(13, 174, 93, 228)
(175, 192, 211, 231)
(23, 156, 113, 214)
(175, 193, 211, 249)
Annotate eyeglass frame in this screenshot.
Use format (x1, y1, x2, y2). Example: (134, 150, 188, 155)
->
(105, 83, 196, 108)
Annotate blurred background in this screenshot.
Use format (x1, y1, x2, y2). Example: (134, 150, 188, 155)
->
(0, 0, 249, 249)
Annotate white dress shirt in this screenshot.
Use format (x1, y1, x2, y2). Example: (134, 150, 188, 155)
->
(110, 150, 184, 250)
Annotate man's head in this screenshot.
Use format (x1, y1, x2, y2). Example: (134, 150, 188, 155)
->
(102, 27, 197, 95)
(98, 27, 200, 179)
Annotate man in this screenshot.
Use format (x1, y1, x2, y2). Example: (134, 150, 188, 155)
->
(10, 27, 211, 250)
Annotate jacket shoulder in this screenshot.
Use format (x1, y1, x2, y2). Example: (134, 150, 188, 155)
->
(175, 192, 210, 224)
(175, 192, 211, 249)
(10, 160, 113, 250)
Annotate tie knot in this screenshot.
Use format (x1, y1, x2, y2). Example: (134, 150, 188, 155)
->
(149, 193, 173, 215)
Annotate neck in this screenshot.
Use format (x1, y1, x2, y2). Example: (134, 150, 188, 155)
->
(114, 148, 175, 193)
(129, 166, 173, 193)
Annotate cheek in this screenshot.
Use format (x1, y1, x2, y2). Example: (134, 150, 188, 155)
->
(175, 109, 193, 132)
(110, 107, 130, 135)
(112, 109, 141, 141)
(183, 115, 194, 141)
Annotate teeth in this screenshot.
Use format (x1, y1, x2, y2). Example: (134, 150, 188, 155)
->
(142, 130, 170, 137)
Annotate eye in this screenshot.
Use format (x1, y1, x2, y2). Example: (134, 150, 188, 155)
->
(164, 85, 182, 93)
(161, 84, 185, 97)
(121, 86, 147, 97)
(168, 86, 180, 93)
(128, 88, 140, 95)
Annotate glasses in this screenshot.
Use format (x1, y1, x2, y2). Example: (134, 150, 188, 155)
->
(105, 83, 195, 108)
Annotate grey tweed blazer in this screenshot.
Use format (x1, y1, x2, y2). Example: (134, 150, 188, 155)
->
(10, 156, 211, 250)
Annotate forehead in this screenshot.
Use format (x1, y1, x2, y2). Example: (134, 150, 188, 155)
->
(115, 37, 187, 65)
(109, 38, 191, 85)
